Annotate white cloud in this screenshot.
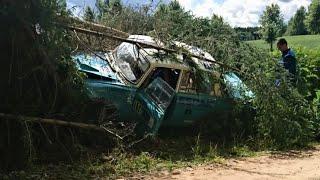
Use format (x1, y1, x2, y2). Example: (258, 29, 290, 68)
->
(177, 0, 312, 27)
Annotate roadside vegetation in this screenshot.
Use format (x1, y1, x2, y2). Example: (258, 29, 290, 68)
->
(1, 135, 259, 179)
(0, 0, 320, 179)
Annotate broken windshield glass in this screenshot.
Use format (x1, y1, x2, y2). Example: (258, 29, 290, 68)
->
(114, 42, 150, 83)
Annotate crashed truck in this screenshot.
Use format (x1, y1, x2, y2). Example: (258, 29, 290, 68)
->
(72, 35, 252, 136)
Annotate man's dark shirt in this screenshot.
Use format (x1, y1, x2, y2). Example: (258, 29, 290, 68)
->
(281, 48, 297, 76)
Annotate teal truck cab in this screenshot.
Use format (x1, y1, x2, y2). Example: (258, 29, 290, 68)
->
(73, 35, 252, 136)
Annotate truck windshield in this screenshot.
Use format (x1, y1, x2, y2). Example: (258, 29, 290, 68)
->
(114, 42, 150, 83)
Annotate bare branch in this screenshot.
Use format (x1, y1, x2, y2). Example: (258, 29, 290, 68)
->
(0, 113, 124, 140)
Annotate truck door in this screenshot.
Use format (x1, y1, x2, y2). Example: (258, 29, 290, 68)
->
(166, 70, 232, 126)
(132, 77, 176, 135)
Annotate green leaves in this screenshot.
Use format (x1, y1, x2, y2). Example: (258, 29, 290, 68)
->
(286, 7, 308, 35)
(306, 0, 320, 34)
(150, 1, 320, 149)
(259, 4, 285, 51)
(83, 6, 95, 22)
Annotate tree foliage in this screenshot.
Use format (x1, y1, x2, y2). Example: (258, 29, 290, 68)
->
(295, 48, 320, 102)
(0, 0, 88, 170)
(1, 2, 319, 171)
(151, 1, 317, 148)
(153, 2, 239, 63)
(259, 4, 285, 51)
(95, 0, 154, 34)
(235, 27, 261, 41)
(286, 7, 308, 35)
(95, 0, 108, 20)
(0, 0, 87, 116)
(306, 0, 320, 34)
(96, 0, 122, 20)
(84, 6, 96, 22)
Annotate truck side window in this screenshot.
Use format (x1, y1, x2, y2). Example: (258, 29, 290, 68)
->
(179, 71, 197, 93)
(143, 67, 181, 90)
(179, 71, 224, 97)
(209, 72, 224, 97)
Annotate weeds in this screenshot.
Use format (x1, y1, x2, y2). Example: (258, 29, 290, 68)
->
(1, 134, 260, 179)
(191, 134, 202, 159)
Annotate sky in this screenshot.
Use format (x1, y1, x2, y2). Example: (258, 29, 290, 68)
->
(67, 0, 312, 27)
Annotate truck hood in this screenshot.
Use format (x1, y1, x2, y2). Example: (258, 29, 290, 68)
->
(72, 53, 121, 82)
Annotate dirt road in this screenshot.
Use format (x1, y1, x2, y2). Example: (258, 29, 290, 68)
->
(154, 146, 320, 180)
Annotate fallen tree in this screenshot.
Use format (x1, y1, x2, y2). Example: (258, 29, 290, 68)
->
(0, 113, 124, 140)
(57, 16, 130, 38)
(58, 23, 241, 72)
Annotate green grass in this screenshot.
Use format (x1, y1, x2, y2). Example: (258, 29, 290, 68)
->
(3, 135, 318, 179)
(247, 35, 320, 50)
(1, 136, 257, 179)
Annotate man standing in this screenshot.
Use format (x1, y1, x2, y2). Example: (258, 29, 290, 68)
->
(277, 38, 297, 84)
(277, 38, 297, 77)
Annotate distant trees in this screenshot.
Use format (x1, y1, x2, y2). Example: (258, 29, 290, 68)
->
(153, 1, 194, 41)
(259, 4, 285, 51)
(239, 1, 320, 41)
(95, 0, 122, 21)
(83, 6, 95, 22)
(234, 27, 261, 41)
(285, 0, 320, 36)
(305, 0, 320, 34)
(153, 1, 240, 62)
(94, 0, 154, 34)
(95, 0, 108, 20)
(286, 7, 308, 35)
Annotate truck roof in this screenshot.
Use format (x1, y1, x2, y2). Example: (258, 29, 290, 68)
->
(127, 35, 218, 72)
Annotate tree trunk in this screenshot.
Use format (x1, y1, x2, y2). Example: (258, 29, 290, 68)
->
(270, 41, 273, 52)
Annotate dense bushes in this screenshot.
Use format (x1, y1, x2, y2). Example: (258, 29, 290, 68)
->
(1, 1, 320, 173)
(295, 48, 320, 101)
(0, 0, 89, 170)
(251, 74, 315, 148)
(244, 47, 320, 148)
(0, 0, 86, 116)
(87, 0, 320, 148)
(148, 1, 319, 148)
(292, 48, 320, 136)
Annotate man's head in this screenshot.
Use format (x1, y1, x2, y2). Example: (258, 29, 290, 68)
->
(277, 38, 288, 52)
